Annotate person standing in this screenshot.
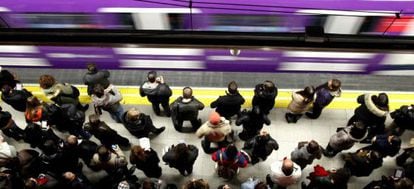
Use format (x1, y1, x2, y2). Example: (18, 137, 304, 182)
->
(267, 158, 302, 189)
(306, 79, 341, 119)
(323, 121, 367, 157)
(1, 84, 33, 112)
(242, 130, 279, 165)
(0, 106, 25, 140)
(252, 80, 277, 115)
(162, 142, 199, 176)
(285, 86, 315, 123)
(196, 112, 232, 153)
(130, 145, 162, 178)
(236, 107, 271, 141)
(211, 144, 248, 180)
(83, 114, 130, 147)
(122, 108, 165, 138)
(83, 63, 110, 96)
(170, 87, 204, 132)
(91, 84, 124, 123)
(140, 71, 172, 116)
(210, 81, 245, 121)
(290, 140, 322, 170)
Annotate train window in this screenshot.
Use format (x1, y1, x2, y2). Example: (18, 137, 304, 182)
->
(206, 14, 327, 33)
(11, 13, 100, 29)
(114, 13, 134, 30)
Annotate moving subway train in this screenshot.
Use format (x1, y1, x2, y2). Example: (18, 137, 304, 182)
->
(0, 0, 413, 75)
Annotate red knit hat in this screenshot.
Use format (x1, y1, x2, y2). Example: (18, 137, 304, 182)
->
(209, 112, 221, 125)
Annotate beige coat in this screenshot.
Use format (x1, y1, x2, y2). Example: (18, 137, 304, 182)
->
(90, 145, 127, 172)
(195, 118, 232, 142)
(287, 92, 313, 114)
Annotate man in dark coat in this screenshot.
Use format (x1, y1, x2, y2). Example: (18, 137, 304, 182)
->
(363, 134, 401, 158)
(122, 108, 165, 138)
(83, 63, 110, 96)
(343, 149, 383, 177)
(130, 145, 162, 178)
(140, 71, 172, 116)
(389, 104, 414, 136)
(0, 69, 18, 89)
(1, 85, 32, 112)
(252, 80, 277, 115)
(170, 87, 204, 132)
(242, 130, 279, 164)
(83, 114, 130, 147)
(210, 81, 245, 121)
(236, 107, 271, 141)
(306, 79, 341, 119)
(162, 142, 199, 176)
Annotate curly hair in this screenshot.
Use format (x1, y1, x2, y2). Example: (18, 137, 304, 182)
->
(39, 75, 56, 89)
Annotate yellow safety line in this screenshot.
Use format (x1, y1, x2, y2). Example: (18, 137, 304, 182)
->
(18, 85, 414, 110)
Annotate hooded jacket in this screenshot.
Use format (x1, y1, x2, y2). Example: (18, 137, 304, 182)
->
(195, 118, 232, 142)
(353, 94, 388, 127)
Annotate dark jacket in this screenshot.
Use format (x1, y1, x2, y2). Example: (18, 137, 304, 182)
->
(170, 96, 204, 122)
(130, 148, 162, 178)
(0, 110, 12, 130)
(83, 70, 110, 95)
(24, 123, 61, 151)
(370, 134, 401, 157)
(210, 92, 245, 118)
(122, 112, 157, 138)
(391, 105, 414, 130)
(314, 82, 337, 108)
(236, 109, 271, 139)
(0, 70, 17, 88)
(343, 149, 383, 177)
(83, 121, 129, 147)
(140, 82, 172, 102)
(252, 83, 277, 115)
(351, 94, 387, 128)
(162, 144, 199, 174)
(1, 89, 32, 112)
(17, 149, 42, 178)
(243, 135, 279, 164)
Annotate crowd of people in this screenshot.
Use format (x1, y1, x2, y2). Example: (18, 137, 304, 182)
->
(0, 65, 414, 189)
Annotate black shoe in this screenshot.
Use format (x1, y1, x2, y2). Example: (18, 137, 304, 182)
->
(155, 127, 165, 134)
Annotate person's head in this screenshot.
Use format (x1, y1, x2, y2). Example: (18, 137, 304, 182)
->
(303, 86, 315, 99)
(367, 150, 381, 162)
(217, 184, 231, 189)
(263, 80, 275, 93)
(174, 143, 189, 160)
(130, 145, 146, 161)
(97, 145, 111, 162)
(25, 96, 43, 122)
(43, 139, 58, 155)
(307, 140, 321, 155)
(389, 135, 402, 147)
(62, 171, 76, 182)
(118, 180, 130, 189)
(328, 79, 341, 91)
(142, 178, 156, 189)
(126, 108, 140, 121)
(330, 168, 351, 186)
(26, 96, 41, 109)
(372, 93, 389, 111)
(394, 177, 413, 189)
(209, 111, 221, 125)
(183, 87, 193, 99)
(258, 130, 270, 144)
(66, 135, 78, 147)
(39, 75, 56, 89)
(88, 114, 101, 126)
(24, 178, 38, 189)
(227, 81, 238, 95)
(1, 85, 11, 95)
(225, 144, 238, 160)
(147, 71, 157, 83)
(349, 122, 367, 140)
(93, 84, 105, 98)
(281, 158, 294, 176)
(183, 179, 209, 189)
(87, 63, 97, 73)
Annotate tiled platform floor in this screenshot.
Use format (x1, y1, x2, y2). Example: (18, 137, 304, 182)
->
(3, 102, 413, 189)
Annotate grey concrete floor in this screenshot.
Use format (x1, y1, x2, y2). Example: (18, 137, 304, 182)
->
(3, 102, 413, 189)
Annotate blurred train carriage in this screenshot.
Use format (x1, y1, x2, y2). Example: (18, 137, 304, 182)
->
(0, 0, 413, 74)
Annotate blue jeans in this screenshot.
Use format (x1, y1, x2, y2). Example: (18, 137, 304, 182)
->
(106, 104, 124, 123)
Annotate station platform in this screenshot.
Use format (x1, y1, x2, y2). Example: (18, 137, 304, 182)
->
(2, 100, 413, 189)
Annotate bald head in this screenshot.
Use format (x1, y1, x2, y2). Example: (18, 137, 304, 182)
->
(282, 158, 294, 176)
(127, 108, 140, 121)
(67, 135, 78, 146)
